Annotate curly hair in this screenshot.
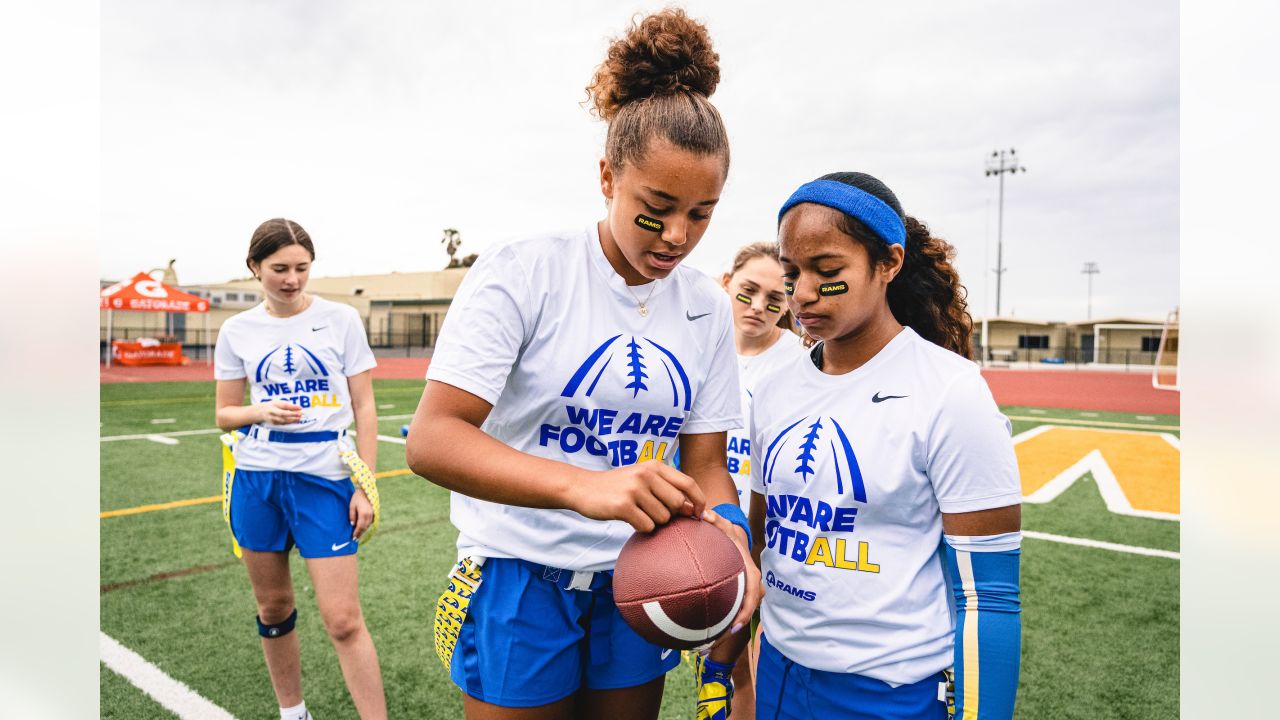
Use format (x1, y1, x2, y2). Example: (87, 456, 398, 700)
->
(814, 172, 973, 357)
(585, 8, 729, 172)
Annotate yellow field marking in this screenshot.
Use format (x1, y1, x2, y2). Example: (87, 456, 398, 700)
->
(100, 468, 417, 519)
(1014, 426, 1179, 519)
(1006, 415, 1179, 432)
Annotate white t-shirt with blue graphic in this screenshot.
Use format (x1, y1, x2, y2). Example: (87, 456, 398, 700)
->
(214, 296, 377, 479)
(427, 224, 743, 572)
(749, 327, 1020, 684)
(727, 331, 806, 513)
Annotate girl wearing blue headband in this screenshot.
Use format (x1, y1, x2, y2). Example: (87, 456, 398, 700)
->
(406, 9, 759, 719)
(727, 172, 1023, 719)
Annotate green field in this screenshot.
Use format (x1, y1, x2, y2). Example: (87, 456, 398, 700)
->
(100, 380, 1179, 718)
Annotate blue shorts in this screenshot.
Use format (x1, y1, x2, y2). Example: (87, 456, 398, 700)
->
(434, 556, 680, 708)
(755, 633, 949, 720)
(229, 469, 358, 559)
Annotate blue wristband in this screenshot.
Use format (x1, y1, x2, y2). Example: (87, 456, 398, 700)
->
(712, 503, 752, 548)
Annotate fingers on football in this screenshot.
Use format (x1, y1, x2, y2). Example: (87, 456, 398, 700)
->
(651, 462, 706, 516)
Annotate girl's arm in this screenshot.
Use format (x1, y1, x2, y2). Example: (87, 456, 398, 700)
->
(406, 380, 707, 532)
(214, 378, 301, 432)
(941, 504, 1022, 720)
(347, 370, 377, 470)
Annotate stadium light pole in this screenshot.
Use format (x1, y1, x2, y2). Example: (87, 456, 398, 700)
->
(1082, 261, 1100, 320)
(984, 149, 1026, 317)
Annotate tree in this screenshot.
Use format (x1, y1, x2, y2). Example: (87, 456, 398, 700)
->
(441, 228, 462, 268)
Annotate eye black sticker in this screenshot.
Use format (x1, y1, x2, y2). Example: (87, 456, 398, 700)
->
(766, 303, 782, 313)
(818, 281, 849, 296)
(783, 281, 795, 296)
(735, 292, 752, 305)
(634, 214, 663, 233)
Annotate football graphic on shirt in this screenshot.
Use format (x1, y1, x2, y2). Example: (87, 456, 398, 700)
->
(560, 334, 691, 411)
(762, 416, 867, 501)
(254, 343, 331, 383)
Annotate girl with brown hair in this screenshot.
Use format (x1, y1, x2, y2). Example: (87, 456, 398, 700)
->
(406, 9, 760, 720)
(214, 218, 386, 719)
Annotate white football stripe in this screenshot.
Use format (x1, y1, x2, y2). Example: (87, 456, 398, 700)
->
(100, 632, 236, 719)
(641, 572, 744, 643)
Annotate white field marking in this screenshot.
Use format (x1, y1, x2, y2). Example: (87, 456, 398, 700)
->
(102, 428, 222, 442)
(150, 418, 176, 424)
(100, 632, 237, 719)
(101, 412, 419, 442)
(1005, 415, 1179, 432)
(1012, 425, 1181, 522)
(1137, 415, 1156, 421)
(1023, 530, 1180, 560)
(378, 403, 395, 409)
(1080, 412, 1099, 418)
(145, 435, 180, 446)
(1028, 408, 1047, 414)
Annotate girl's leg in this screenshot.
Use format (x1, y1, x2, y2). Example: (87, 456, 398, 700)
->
(731, 650, 756, 720)
(242, 549, 303, 708)
(574, 675, 665, 720)
(463, 694, 575, 720)
(305, 554, 387, 720)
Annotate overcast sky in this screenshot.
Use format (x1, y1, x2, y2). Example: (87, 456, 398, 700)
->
(101, 0, 1177, 321)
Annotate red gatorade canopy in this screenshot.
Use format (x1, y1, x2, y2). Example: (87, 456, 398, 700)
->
(100, 272, 210, 313)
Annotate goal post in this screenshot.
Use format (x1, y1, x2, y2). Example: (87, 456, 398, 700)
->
(1152, 308, 1179, 391)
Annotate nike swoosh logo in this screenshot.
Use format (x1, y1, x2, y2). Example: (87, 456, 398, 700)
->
(312, 326, 327, 332)
(661, 648, 673, 660)
(686, 311, 711, 321)
(331, 541, 351, 551)
(871, 392, 909, 403)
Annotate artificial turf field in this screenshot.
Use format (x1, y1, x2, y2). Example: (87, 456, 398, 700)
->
(100, 379, 1179, 719)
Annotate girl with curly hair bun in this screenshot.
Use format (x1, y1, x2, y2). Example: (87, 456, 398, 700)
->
(407, 9, 760, 719)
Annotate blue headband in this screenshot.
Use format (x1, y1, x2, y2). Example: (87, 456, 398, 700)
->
(778, 179, 907, 248)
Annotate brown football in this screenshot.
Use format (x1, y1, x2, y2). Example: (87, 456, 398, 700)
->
(613, 517, 747, 650)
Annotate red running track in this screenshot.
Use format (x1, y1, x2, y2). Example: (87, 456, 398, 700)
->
(979, 368, 1178, 415)
(102, 361, 1178, 416)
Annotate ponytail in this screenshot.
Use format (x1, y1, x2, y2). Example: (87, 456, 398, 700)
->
(886, 217, 972, 356)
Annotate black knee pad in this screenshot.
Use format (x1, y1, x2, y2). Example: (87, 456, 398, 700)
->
(257, 608, 298, 638)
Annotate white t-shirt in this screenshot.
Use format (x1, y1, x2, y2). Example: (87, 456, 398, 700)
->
(427, 224, 742, 572)
(214, 296, 377, 479)
(727, 331, 806, 512)
(749, 327, 1020, 684)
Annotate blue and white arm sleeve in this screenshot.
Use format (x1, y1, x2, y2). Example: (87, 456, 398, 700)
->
(944, 531, 1022, 720)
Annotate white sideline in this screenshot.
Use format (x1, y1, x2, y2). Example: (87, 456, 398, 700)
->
(1023, 530, 1180, 560)
(100, 632, 237, 719)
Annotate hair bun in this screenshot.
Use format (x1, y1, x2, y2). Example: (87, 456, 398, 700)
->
(587, 8, 720, 121)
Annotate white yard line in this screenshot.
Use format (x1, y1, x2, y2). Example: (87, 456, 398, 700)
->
(150, 418, 177, 424)
(1023, 530, 1180, 560)
(145, 435, 180, 446)
(100, 632, 237, 719)
(102, 428, 222, 442)
(1136, 415, 1156, 421)
(378, 403, 395, 409)
(102, 413, 419, 441)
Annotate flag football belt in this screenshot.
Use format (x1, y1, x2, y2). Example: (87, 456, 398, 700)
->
(517, 558, 612, 592)
(218, 428, 382, 557)
(237, 425, 348, 443)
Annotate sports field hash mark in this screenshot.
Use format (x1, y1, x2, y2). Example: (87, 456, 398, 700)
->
(1013, 426, 1179, 520)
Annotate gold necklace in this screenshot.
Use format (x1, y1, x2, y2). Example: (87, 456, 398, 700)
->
(624, 281, 656, 317)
